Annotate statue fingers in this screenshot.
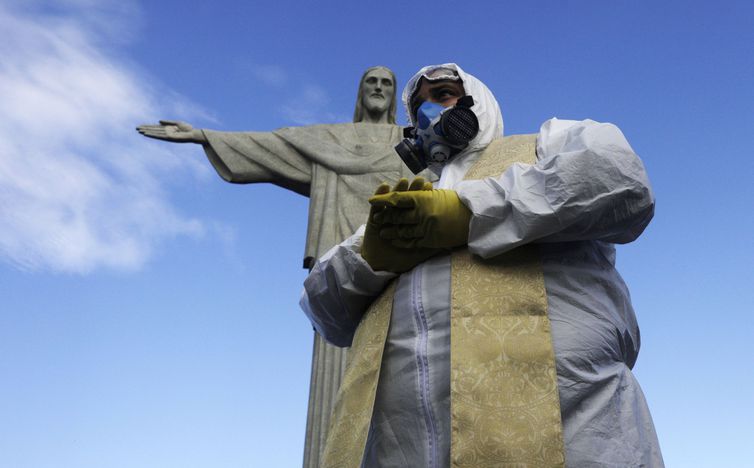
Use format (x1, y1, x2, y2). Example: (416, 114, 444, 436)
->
(136, 124, 162, 133)
(137, 126, 169, 139)
(158, 120, 192, 131)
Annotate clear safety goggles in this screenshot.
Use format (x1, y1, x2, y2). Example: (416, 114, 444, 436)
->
(406, 66, 463, 120)
(421, 66, 460, 82)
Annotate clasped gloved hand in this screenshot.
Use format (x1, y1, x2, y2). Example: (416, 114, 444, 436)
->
(369, 182, 472, 250)
(361, 177, 442, 273)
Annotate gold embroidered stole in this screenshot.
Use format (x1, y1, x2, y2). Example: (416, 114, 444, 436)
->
(320, 281, 396, 468)
(451, 135, 564, 467)
(321, 135, 564, 467)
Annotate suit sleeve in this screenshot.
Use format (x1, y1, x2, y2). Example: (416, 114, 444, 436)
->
(455, 119, 655, 258)
(299, 226, 397, 347)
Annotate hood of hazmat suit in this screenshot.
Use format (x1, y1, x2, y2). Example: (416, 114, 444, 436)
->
(403, 63, 503, 153)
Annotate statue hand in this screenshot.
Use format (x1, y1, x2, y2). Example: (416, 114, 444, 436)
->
(361, 177, 441, 273)
(136, 120, 206, 144)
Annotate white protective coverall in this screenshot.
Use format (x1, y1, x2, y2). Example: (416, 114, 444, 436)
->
(300, 64, 664, 467)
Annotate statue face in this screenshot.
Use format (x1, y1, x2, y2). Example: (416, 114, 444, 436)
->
(361, 68, 395, 115)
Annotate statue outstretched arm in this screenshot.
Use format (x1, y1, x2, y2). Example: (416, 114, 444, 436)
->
(136, 120, 207, 144)
(137, 119, 314, 194)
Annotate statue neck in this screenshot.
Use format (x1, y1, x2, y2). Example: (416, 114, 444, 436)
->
(361, 109, 390, 124)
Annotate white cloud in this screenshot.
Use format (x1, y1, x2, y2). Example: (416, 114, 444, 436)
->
(0, 2, 211, 273)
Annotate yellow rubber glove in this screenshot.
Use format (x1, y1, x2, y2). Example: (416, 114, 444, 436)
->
(361, 178, 441, 273)
(369, 187, 472, 250)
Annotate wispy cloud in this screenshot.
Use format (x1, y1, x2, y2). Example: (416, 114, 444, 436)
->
(0, 2, 212, 273)
(251, 64, 289, 88)
(242, 62, 350, 125)
(280, 84, 346, 125)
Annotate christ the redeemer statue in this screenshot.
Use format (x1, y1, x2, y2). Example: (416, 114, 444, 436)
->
(137, 66, 431, 467)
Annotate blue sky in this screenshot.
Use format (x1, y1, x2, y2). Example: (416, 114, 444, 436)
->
(1, 1, 752, 466)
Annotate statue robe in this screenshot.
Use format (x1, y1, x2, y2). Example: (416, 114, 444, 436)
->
(202, 123, 432, 268)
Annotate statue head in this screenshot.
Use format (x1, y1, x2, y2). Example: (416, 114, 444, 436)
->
(353, 66, 397, 124)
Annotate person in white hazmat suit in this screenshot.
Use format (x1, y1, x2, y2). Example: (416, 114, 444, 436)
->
(300, 63, 664, 467)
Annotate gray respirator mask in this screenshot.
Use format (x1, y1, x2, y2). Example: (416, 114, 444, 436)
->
(394, 95, 479, 174)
